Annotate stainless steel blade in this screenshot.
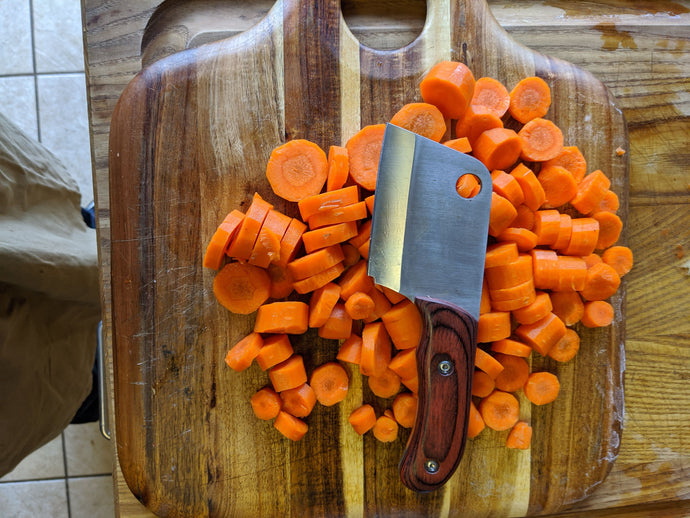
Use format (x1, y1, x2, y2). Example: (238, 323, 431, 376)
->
(368, 124, 492, 320)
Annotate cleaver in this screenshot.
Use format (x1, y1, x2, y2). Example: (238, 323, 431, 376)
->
(368, 123, 493, 492)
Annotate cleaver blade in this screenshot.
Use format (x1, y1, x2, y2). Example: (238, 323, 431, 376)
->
(368, 123, 492, 492)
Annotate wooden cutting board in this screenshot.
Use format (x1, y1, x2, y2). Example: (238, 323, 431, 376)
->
(109, 0, 628, 516)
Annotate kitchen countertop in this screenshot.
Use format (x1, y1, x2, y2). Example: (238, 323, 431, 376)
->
(81, 1, 690, 516)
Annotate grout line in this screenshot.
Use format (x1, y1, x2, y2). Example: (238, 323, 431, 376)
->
(61, 432, 72, 518)
(28, 0, 41, 143)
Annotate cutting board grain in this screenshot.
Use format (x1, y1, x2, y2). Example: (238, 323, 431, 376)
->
(108, 0, 628, 516)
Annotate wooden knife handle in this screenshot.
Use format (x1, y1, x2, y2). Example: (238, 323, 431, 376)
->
(399, 296, 477, 492)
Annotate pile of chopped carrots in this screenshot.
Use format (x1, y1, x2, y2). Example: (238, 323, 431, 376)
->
(203, 60, 633, 451)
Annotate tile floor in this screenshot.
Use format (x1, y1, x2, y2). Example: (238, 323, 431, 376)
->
(0, 0, 115, 516)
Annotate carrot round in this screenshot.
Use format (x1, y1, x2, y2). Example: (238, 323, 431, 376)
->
(592, 211, 623, 249)
(506, 421, 533, 450)
(337, 333, 363, 365)
(471, 76, 510, 118)
(467, 401, 486, 438)
(549, 290, 584, 326)
(368, 367, 402, 399)
(250, 387, 282, 420)
(226, 193, 273, 260)
(338, 259, 375, 300)
(390, 102, 447, 142)
(302, 221, 359, 254)
(392, 393, 418, 429)
(514, 312, 566, 357)
(512, 204, 536, 231)
(255, 334, 294, 371)
(381, 299, 422, 350)
(274, 411, 308, 441)
(280, 382, 317, 418)
(254, 301, 309, 334)
(310, 362, 349, 406)
(601, 245, 634, 277)
(519, 118, 564, 162)
(266, 139, 328, 202)
(297, 185, 360, 222)
(524, 371, 560, 405)
(345, 124, 386, 191)
(533, 209, 561, 246)
(555, 255, 588, 292)
(491, 169, 525, 208)
(543, 145, 587, 183)
(349, 404, 377, 435)
(308, 282, 341, 328)
(493, 353, 530, 393)
(548, 328, 581, 362)
(308, 201, 368, 230)
(419, 60, 476, 119)
(583, 253, 604, 269)
(552, 214, 573, 250)
(581, 262, 621, 301)
(388, 348, 418, 381)
(485, 253, 533, 291)
(594, 189, 620, 213)
(443, 137, 472, 154)
(225, 332, 263, 372)
(326, 145, 349, 191)
(480, 278, 492, 315)
(491, 338, 533, 358)
(508, 76, 551, 124)
(570, 170, 611, 216)
(489, 192, 518, 237)
(473, 128, 522, 172)
(360, 321, 392, 377)
(213, 262, 271, 315)
(363, 286, 393, 323)
(455, 106, 504, 146)
(477, 311, 512, 343)
(344, 291, 376, 320)
(538, 165, 577, 208)
(318, 302, 353, 340)
(512, 291, 553, 325)
(474, 347, 505, 379)
(373, 414, 399, 442)
(479, 390, 520, 431)
(248, 226, 281, 268)
(485, 242, 519, 268)
(203, 210, 244, 270)
(510, 163, 546, 211)
(531, 249, 559, 290)
(276, 217, 307, 267)
(341, 243, 361, 267)
(288, 245, 345, 281)
(401, 375, 419, 394)
(267, 263, 295, 299)
(293, 262, 346, 295)
(349, 220, 371, 250)
(472, 369, 495, 398)
(269, 355, 308, 392)
(562, 217, 600, 256)
(581, 300, 615, 328)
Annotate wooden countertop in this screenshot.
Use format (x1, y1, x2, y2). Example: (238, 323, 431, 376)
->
(81, 1, 690, 516)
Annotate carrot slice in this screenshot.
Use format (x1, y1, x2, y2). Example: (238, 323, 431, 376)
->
(261, 209, 292, 241)
(360, 321, 392, 377)
(519, 118, 564, 162)
(390, 102, 447, 142)
(349, 404, 377, 435)
(514, 312, 566, 356)
(474, 347, 504, 379)
(533, 209, 561, 246)
(581, 300, 615, 327)
(548, 328, 581, 362)
(531, 249, 559, 290)
(467, 401, 486, 438)
(592, 211, 623, 249)
(362, 286, 393, 323)
(345, 124, 386, 191)
(337, 333, 363, 365)
(280, 383, 317, 418)
(266, 139, 328, 202)
(491, 169, 525, 208)
(213, 262, 271, 315)
(273, 217, 306, 267)
(472, 369, 495, 398)
(373, 414, 399, 442)
(480, 278, 492, 315)
(318, 302, 353, 340)
(493, 353, 530, 393)
(511, 291, 553, 325)
(368, 367, 402, 399)
(288, 244, 345, 280)
(341, 243, 361, 267)
(489, 279, 536, 312)
(485, 254, 533, 291)
(552, 214, 573, 250)
(491, 338, 532, 358)
(307, 201, 368, 230)
(477, 311, 511, 342)
(310, 362, 349, 406)
(473, 128, 522, 172)
(226, 193, 273, 260)
(256, 334, 294, 371)
(344, 290, 376, 320)
(456, 105, 504, 146)
(419, 60, 476, 119)
(274, 411, 308, 441)
(593, 189, 620, 213)
(267, 263, 294, 300)
(543, 145, 587, 183)
(512, 204, 536, 231)
(293, 263, 345, 295)
(549, 290, 584, 326)
(510, 163, 546, 211)
(471, 76, 510, 118)
(443, 137, 472, 154)
(250, 387, 282, 420)
(524, 371, 560, 405)
(388, 348, 418, 380)
(509, 76, 551, 124)
(381, 298, 423, 350)
(485, 242, 519, 268)
(570, 170, 611, 216)
(203, 210, 244, 270)
(248, 226, 281, 268)
(254, 301, 309, 334)
(338, 259, 375, 300)
(326, 145, 349, 192)
(479, 390, 520, 431)
(489, 192, 518, 237)
(392, 393, 418, 429)
(302, 221, 358, 253)
(555, 255, 588, 291)
(601, 245, 634, 277)
(349, 219, 371, 249)
(225, 332, 263, 372)
(506, 421, 533, 450)
(308, 282, 341, 328)
(269, 355, 308, 392)
(538, 165, 577, 208)
(562, 217, 600, 256)
(297, 185, 360, 221)
(581, 262, 621, 301)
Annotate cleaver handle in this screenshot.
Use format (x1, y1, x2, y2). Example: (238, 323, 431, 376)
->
(399, 296, 477, 492)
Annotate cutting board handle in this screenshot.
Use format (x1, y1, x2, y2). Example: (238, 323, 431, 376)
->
(400, 297, 477, 492)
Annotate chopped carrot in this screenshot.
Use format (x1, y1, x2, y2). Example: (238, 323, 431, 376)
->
(267, 263, 295, 299)
(274, 411, 308, 441)
(593, 189, 620, 213)
(226, 193, 273, 260)
(310, 362, 349, 406)
(616, 146, 626, 156)
(467, 401, 486, 438)
(337, 333, 363, 364)
(318, 303, 353, 340)
(519, 118, 564, 162)
(512, 204, 536, 231)
(538, 165, 577, 208)
(225, 332, 263, 372)
(455, 105, 504, 146)
(485, 254, 533, 291)
(523, 371, 560, 405)
(345, 290, 376, 320)
(533, 209, 562, 246)
(213, 262, 271, 315)
(248, 226, 282, 268)
(473, 127, 522, 172)
(456, 173, 481, 198)
(275, 217, 307, 267)
(549, 290, 584, 326)
(338, 259, 375, 300)
(562, 217, 600, 256)
(368, 367, 402, 399)
(581, 262, 621, 301)
(555, 255, 588, 291)
(491, 169, 525, 208)
(477, 311, 512, 343)
(485, 242, 519, 268)
(531, 249, 560, 290)
(506, 421, 533, 450)
(388, 348, 418, 380)
(288, 245, 345, 280)
(280, 382, 317, 418)
(345, 124, 386, 191)
(302, 221, 359, 253)
(261, 209, 292, 241)
(491, 338, 532, 358)
(372, 414, 399, 442)
(511, 291, 553, 325)
(419, 60, 476, 119)
(552, 214, 573, 250)
(474, 347, 505, 379)
(489, 192, 518, 237)
(357, 239, 370, 259)
(592, 211, 623, 249)
(265, 139, 328, 202)
(543, 145, 587, 183)
(362, 286, 393, 323)
(364, 194, 375, 214)
(360, 321, 392, 377)
(392, 393, 418, 429)
(341, 243, 361, 267)
(269, 355, 308, 392)
(401, 375, 418, 394)
(254, 301, 309, 334)
(380, 298, 422, 350)
(256, 334, 294, 371)
(479, 390, 520, 431)
(203, 210, 244, 270)
(570, 170, 611, 216)
(250, 387, 282, 420)
(583, 253, 604, 269)
(601, 245, 634, 277)
(489, 279, 537, 312)
(308, 282, 341, 328)
(349, 404, 377, 435)
(514, 312, 566, 356)
(510, 163, 546, 211)
(493, 353, 530, 393)
(349, 220, 372, 249)
(307, 201, 368, 229)
(297, 185, 360, 222)
(293, 262, 345, 294)
(508, 76, 551, 123)
(472, 369, 495, 398)
(390, 102, 447, 142)
(581, 300, 615, 327)
(326, 145, 349, 191)
(480, 278, 492, 315)
(548, 328, 581, 362)
(443, 137, 472, 154)
(471, 76, 510, 118)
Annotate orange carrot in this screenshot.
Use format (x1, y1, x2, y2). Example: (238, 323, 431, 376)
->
(477, 311, 511, 342)
(512, 204, 536, 231)
(592, 211, 623, 249)
(514, 312, 566, 356)
(593, 189, 620, 213)
(506, 421, 533, 450)
(471, 76, 510, 118)
(455, 106, 504, 146)
(250, 387, 282, 420)
(372, 414, 399, 442)
(254, 301, 309, 334)
(318, 303, 353, 340)
(357, 239, 370, 259)
(341, 243, 361, 267)
(274, 410, 308, 441)
(523, 371, 560, 405)
(580, 262, 621, 301)
(388, 348, 418, 380)
(390, 102, 447, 142)
(491, 169, 525, 208)
(555, 255, 588, 291)
(349, 404, 377, 435)
(479, 390, 520, 431)
(581, 300, 615, 328)
(360, 321, 392, 377)
(562, 217, 600, 256)
(419, 60, 476, 119)
(543, 145, 587, 183)
(362, 286, 393, 323)
(552, 214, 573, 250)
(269, 355, 308, 392)
(266, 139, 328, 202)
(480, 278, 492, 315)
(443, 137, 472, 154)
(485, 242, 519, 268)
(213, 262, 271, 315)
(489, 279, 537, 312)
(508, 76, 551, 124)
(261, 209, 292, 241)
(310, 362, 349, 406)
(485, 254, 533, 291)
(601, 245, 634, 277)
(248, 226, 282, 268)
(511, 291, 553, 325)
(401, 375, 419, 394)
(302, 221, 359, 254)
(348, 219, 372, 249)
(491, 338, 533, 358)
(225, 332, 263, 372)
(489, 192, 518, 237)
(276, 217, 307, 267)
(297, 185, 360, 222)
(548, 328, 581, 362)
(288, 245, 345, 280)
(475, 347, 505, 379)
(280, 383, 317, 418)
(472, 369, 495, 398)
(510, 163, 546, 211)
(293, 263, 345, 295)
(203, 210, 244, 270)
(337, 333, 363, 365)
(456, 173, 481, 198)
(368, 367, 402, 399)
(326, 145, 349, 191)
(256, 334, 294, 371)
(583, 253, 604, 269)
(570, 170, 611, 216)
(519, 118, 564, 162)
(364, 194, 375, 214)
(467, 401, 486, 438)
(226, 193, 273, 260)
(533, 209, 562, 246)
(549, 290, 584, 326)
(493, 353, 530, 393)
(338, 259, 375, 300)
(307, 201, 368, 230)
(344, 290, 376, 320)
(531, 249, 560, 290)
(267, 263, 295, 299)
(380, 298, 422, 350)
(473, 127, 522, 172)
(538, 165, 578, 208)
(346, 124, 386, 191)
(392, 393, 418, 428)
(308, 282, 342, 328)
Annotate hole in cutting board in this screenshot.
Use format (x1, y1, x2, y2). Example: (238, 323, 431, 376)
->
(341, 0, 427, 50)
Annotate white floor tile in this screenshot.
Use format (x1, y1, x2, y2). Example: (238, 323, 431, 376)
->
(0, 0, 33, 75)
(33, 0, 85, 73)
(0, 434, 65, 482)
(64, 422, 113, 477)
(0, 479, 69, 518)
(0, 75, 39, 140)
(68, 475, 115, 518)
